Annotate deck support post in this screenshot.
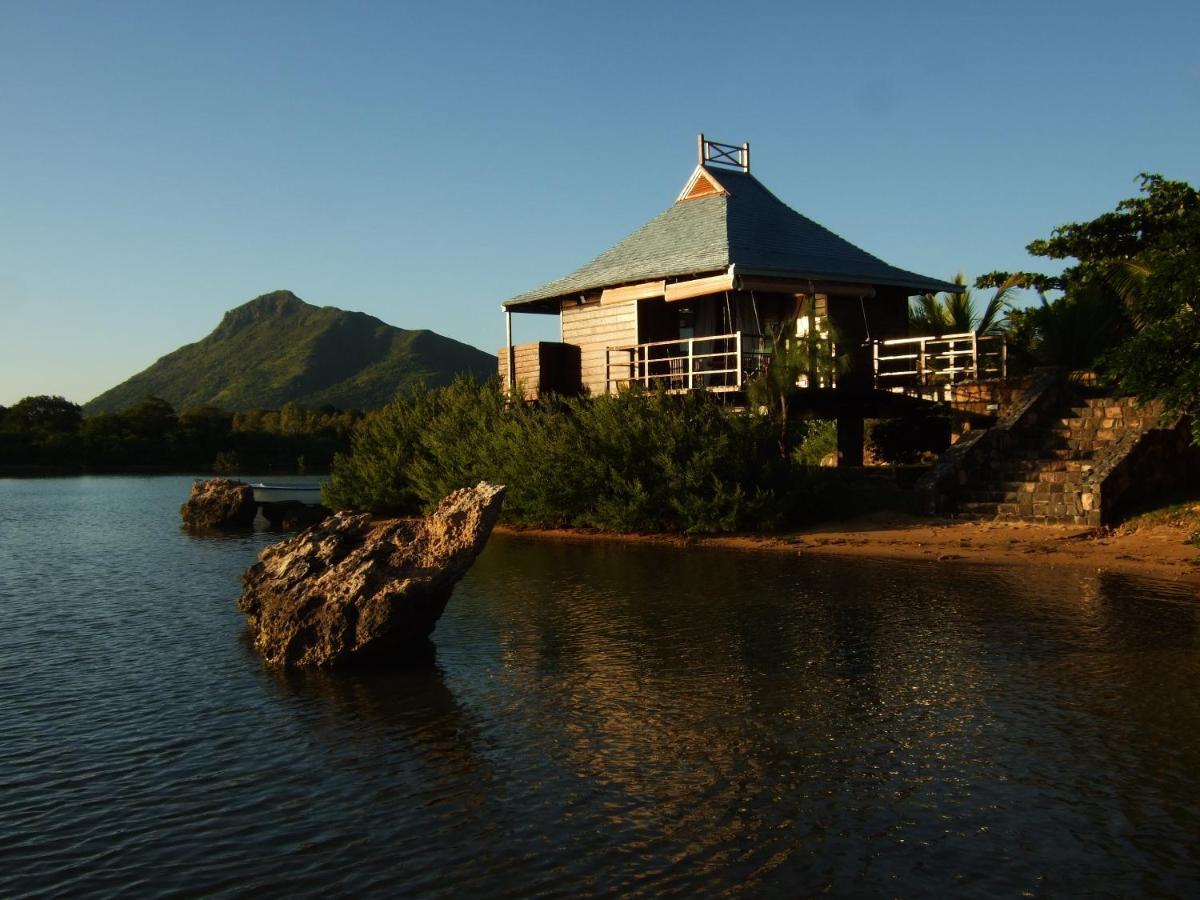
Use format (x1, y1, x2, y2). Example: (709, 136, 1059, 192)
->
(504, 309, 515, 395)
(836, 415, 865, 468)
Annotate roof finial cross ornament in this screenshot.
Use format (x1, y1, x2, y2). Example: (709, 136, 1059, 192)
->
(698, 133, 750, 172)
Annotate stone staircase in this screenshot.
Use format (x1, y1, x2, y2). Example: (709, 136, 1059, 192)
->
(956, 396, 1151, 524)
(917, 369, 1194, 526)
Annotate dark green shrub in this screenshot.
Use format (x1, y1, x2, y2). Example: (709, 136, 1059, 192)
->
(322, 384, 439, 512)
(324, 381, 794, 533)
(408, 377, 507, 506)
(568, 390, 786, 532)
(792, 419, 837, 466)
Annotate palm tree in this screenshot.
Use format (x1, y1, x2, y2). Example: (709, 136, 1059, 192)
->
(909, 272, 1024, 336)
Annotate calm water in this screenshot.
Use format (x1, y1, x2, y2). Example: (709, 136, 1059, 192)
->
(2, 477, 1200, 897)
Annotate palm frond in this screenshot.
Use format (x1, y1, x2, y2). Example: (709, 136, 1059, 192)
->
(909, 273, 1019, 337)
(909, 294, 949, 334)
(943, 290, 976, 332)
(977, 273, 1027, 335)
(1102, 259, 1152, 329)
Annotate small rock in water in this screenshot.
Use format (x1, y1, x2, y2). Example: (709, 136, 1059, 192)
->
(237, 481, 506, 667)
(181, 478, 257, 530)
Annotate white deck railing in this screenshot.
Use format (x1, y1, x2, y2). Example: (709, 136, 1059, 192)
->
(604, 332, 771, 394)
(604, 330, 1007, 396)
(872, 332, 1006, 390)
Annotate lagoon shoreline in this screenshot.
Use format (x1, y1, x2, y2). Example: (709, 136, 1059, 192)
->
(494, 514, 1200, 585)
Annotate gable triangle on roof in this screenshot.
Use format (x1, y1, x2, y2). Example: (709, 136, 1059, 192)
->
(676, 166, 729, 202)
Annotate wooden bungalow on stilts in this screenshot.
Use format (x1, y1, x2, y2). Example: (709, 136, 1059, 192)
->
(500, 136, 1003, 465)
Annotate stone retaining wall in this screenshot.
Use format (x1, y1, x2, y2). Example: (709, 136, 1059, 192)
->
(1088, 414, 1197, 523)
(915, 369, 1068, 515)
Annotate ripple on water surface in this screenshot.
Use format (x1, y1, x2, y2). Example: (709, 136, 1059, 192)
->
(2, 476, 1200, 897)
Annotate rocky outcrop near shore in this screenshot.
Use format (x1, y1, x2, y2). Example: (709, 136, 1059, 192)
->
(237, 481, 506, 667)
(181, 478, 258, 529)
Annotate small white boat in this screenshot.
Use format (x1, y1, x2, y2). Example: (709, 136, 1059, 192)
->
(250, 482, 326, 505)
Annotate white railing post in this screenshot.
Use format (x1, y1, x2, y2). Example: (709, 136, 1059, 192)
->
(687, 337, 694, 390)
(970, 332, 979, 381)
(872, 340, 879, 388)
(918, 339, 927, 387)
(735, 331, 743, 389)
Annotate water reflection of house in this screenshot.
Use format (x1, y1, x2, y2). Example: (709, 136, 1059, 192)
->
(500, 135, 986, 464)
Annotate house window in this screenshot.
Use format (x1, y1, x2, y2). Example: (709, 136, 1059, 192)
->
(678, 305, 695, 340)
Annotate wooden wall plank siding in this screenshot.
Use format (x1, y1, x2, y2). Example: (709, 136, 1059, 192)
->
(561, 298, 637, 395)
(498, 341, 582, 400)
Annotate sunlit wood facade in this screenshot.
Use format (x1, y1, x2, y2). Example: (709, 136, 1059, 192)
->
(499, 136, 970, 463)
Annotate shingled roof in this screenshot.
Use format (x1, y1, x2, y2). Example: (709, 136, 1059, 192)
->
(504, 163, 960, 310)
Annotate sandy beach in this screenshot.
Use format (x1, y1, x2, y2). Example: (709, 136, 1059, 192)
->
(496, 514, 1200, 586)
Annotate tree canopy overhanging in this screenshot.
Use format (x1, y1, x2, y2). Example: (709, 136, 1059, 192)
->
(978, 174, 1200, 433)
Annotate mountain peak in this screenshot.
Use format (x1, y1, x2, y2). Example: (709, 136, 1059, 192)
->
(85, 292, 494, 413)
(216, 290, 311, 335)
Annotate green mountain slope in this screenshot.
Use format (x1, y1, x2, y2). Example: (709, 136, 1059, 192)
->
(86, 291, 496, 413)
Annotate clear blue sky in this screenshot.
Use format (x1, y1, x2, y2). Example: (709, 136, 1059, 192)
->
(2, 0, 1197, 406)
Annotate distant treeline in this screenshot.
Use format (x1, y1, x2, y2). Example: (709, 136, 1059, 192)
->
(0, 395, 361, 475)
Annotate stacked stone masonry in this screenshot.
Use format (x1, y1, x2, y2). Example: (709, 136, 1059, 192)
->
(953, 394, 1178, 526)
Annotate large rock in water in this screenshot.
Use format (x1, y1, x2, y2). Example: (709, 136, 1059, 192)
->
(237, 482, 506, 667)
(181, 478, 257, 529)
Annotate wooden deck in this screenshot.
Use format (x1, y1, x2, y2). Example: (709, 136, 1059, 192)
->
(873, 331, 1006, 398)
(605, 330, 1007, 398)
(500, 329, 1009, 404)
(604, 331, 772, 394)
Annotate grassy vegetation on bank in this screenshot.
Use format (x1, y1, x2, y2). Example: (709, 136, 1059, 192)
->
(323, 377, 913, 534)
(1114, 488, 1200, 545)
